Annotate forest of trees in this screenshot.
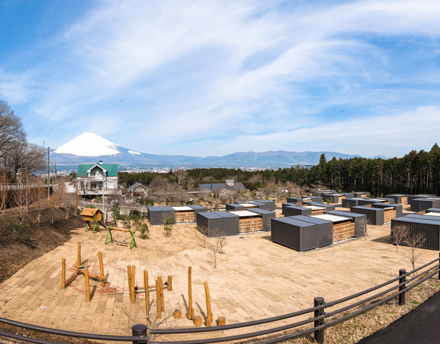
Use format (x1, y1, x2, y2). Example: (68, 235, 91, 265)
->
(0, 100, 46, 183)
(119, 144, 440, 198)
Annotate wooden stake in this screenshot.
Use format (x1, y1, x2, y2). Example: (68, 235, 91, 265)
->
(193, 315, 202, 326)
(131, 265, 136, 304)
(158, 276, 164, 312)
(127, 265, 132, 303)
(156, 278, 162, 318)
(144, 271, 149, 314)
(61, 258, 66, 289)
(217, 317, 226, 326)
(77, 242, 81, 268)
(187, 266, 194, 319)
(85, 268, 90, 302)
(98, 252, 105, 287)
(167, 275, 173, 291)
(204, 281, 213, 327)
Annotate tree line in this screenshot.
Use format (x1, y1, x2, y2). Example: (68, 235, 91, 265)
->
(120, 144, 440, 197)
(0, 100, 46, 183)
(311, 144, 440, 196)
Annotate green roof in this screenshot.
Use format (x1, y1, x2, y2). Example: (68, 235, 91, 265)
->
(77, 163, 118, 177)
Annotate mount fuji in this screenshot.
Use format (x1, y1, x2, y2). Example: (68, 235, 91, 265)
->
(52, 132, 201, 168)
(51, 132, 384, 170)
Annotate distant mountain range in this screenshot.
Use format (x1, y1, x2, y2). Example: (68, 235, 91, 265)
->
(51, 132, 387, 170)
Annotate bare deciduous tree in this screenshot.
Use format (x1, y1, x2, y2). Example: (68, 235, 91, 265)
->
(0, 100, 26, 160)
(358, 217, 370, 240)
(34, 186, 47, 224)
(196, 225, 209, 249)
(391, 224, 409, 252)
(213, 229, 227, 254)
(404, 231, 426, 272)
(174, 168, 188, 188)
(0, 174, 8, 215)
(71, 184, 81, 216)
(212, 245, 219, 268)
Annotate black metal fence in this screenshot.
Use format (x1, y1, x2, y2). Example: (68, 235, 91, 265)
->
(1, 256, 440, 344)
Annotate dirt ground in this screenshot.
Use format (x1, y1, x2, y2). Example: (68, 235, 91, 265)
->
(0, 204, 436, 343)
(0, 204, 85, 284)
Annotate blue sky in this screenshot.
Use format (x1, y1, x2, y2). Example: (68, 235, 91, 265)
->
(1, 0, 440, 158)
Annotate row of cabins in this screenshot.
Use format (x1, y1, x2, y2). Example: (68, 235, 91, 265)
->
(319, 191, 369, 204)
(146, 200, 277, 237)
(284, 195, 403, 226)
(272, 211, 367, 252)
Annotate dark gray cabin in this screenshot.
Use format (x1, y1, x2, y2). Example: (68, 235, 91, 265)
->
(410, 198, 440, 212)
(196, 211, 239, 237)
(372, 203, 403, 218)
(271, 217, 330, 252)
(283, 204, 312, 216)
(391, 214, 440, 250)
(249, 208, 276, 231)
(327, 210, 368, 237)
(384, 194, 408, 204)
(351, 206, 385, 225)
(147, 206, 175, 225)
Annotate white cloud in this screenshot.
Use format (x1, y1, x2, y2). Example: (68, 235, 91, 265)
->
(2, 0, 440, 156)
(192, 105, 440, 157)
(0, 69, 32, 104)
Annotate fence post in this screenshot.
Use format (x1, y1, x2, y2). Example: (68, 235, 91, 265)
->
(399, 269, 406, 306)
(132, 324, 148, 344)
(438, 252, 440, 280)
(314, 297, 325, 344)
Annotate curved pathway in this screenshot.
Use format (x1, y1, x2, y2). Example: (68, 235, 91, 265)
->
(358, 290, 440, 344)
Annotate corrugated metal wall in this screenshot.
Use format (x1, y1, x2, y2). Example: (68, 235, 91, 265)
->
(342, 198, 359, 208)
(147, 206, 175, 225)
(392, 217, 440, 250)
(249, 208, 276, 231)
(351, 206, 384, 225)
(411, 199, 440, 212)
(283, 205, 312, 217)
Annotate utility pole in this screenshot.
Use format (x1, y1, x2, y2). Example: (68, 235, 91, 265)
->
(47, 147, 50, 200)
(102, 172, 107, 222)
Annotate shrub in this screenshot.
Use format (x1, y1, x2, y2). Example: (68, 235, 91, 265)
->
(9, 221, 31, 241)
(163, 216, 174, 237)
(133, 217, 149, 239)
(111, 202, 121, 220)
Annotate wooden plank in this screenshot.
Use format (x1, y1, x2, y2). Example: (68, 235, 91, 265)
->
(332, 220, 352, 227)
(187, 266, 194, 319)
(77, 242, 81, 268)
(85, 268, 90, 302)
(61, 258, 66, 289)
(333, 222, 355, 241)
(144, 271, 149, 314)
(175, 211, 195, 224)
(238, 217, 263, 234)
(384, 209, 396, 223)
(98, 252, 105, 287)
(204, 281, 213, 327)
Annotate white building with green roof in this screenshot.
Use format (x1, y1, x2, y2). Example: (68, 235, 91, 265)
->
(77, 161, 120, 196)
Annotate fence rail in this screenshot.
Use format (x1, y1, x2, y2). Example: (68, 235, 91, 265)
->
(0, 183, 54, 190)
(1, 256, 439, 344)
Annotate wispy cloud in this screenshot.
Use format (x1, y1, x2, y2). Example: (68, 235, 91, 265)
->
(2, 0, 440, 157)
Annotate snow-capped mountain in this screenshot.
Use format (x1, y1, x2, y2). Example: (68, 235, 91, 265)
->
(52, 132, 158, 166)
(51, 132, 385, 169)
(55, 133, 124, 156)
